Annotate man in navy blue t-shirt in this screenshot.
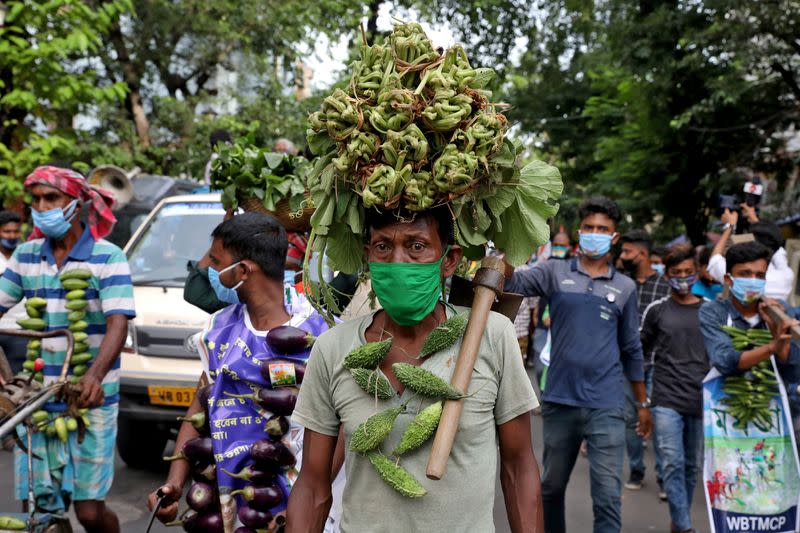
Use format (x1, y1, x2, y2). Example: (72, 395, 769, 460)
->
(505, 196, 652, 533)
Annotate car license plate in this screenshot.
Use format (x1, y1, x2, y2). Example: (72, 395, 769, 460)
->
(147, 386, 195, 407)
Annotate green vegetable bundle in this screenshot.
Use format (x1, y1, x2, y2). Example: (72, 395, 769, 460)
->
(210, 136, 312, 220)
(306, 21, 563, 279)
(720, 326, 779, 432)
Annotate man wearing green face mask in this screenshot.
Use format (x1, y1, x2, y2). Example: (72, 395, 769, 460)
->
(288, 207, 544, 533)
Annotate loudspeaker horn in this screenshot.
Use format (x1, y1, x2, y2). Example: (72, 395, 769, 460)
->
(87, 165, 138, 211)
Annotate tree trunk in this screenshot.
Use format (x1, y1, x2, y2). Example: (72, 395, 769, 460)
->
(365, 0, 382, 45)
(108, 23, 150, 148)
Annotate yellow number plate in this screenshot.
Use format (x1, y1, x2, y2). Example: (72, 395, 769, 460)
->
(147, 386, 195, 407)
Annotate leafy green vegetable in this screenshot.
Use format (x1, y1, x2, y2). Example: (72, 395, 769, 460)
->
(210, 136, 310, 212)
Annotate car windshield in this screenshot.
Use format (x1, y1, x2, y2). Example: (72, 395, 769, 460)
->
(127, 201, 225, 287)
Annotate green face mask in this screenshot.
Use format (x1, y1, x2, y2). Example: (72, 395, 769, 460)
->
(369, 251, 447, 327)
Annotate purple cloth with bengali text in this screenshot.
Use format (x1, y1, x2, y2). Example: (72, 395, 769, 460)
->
(197, 304, 329, 517)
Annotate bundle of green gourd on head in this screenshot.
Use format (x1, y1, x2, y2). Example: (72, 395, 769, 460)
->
(342, 311, 469, 498)
(18, 296, 47, 382)
(305, 21, 562, 320)
(209, 135, 311, 216)
(62, 269, 92, 384)
(720, 326, 780, 432)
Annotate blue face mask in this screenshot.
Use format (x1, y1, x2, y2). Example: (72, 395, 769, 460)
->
(31, 200, 78, 239)
(208, 261, 243, 304)
(730, 277, 766, 305)
(653, 264, 665, 275)
(579, 232, 615, 258)
(0, 238, 19, 251)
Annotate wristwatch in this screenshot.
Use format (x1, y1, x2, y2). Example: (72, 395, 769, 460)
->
(722, 222, 734, 231)
(638, 400, 652, 409)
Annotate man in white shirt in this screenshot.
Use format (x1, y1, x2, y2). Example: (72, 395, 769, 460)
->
(0, 211, 27, 373)
(707, 207, 794, 300)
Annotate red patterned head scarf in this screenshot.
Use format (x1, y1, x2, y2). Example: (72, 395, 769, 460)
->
(285, 232, 308, 268)
(24, 166, 117, 240)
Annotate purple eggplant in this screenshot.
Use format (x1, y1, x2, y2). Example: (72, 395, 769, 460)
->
(192, 463, 216, 483)
(167, 511, 224, 533)
(259, 359, 306, 387)
(193, 512, 224, 533)
(177, 412, 210, 436)
(221, 464, 275, 485)
(238, 503, 273, 528)
(186, 481, 218, 513)
(230, 484, 283, 511)
(224, 388, 297, 416)
(266, 325, 315, 355)
(163, 436, 214, 466)
(250, 439, 296, 469)
(264, 415, 290, 439)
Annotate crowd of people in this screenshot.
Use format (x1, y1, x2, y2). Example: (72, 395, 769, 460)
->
(0, 163, 799, 533)
(509, 197, 800, 533)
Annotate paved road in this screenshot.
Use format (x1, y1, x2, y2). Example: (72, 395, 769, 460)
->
(0, 413, 709, 532)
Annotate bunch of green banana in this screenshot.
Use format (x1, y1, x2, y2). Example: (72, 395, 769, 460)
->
(351, 44, 394, 102)
(432, 144, 479, 194)
(367, 87, 417, 133)
(390, 22, 438, 69)
(720, 361, 779, 432)
(403, 171, 437, 211)
(382, 124, 429, 169)
(420, 89, 473, 132)
(30, 409, 90, 442)
(309, 89, 362, 141)
(362, 164, 410, 209)
(17, 297, 47, 382)
(61, 269, 93, 384)
(332, 131, 381, 174)
(721, 325, 773, 350)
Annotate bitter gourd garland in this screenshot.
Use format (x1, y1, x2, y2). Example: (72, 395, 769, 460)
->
(304, 21, 563, 323)
(344, 310, 469, 497)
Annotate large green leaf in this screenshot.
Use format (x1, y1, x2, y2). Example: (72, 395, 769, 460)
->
(307, 129, 334, 156)
(325, 222, 365, 274)
(518, 160, 563, 202)
(264, 152, 286, 169)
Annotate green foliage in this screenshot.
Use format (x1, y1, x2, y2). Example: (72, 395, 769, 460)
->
(0, 0, 131, 202)
(509, 0, 799, 242)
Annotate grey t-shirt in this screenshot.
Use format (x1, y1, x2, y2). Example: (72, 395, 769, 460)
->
(640, 296, 709, 417)
(292, 306, 539, 532)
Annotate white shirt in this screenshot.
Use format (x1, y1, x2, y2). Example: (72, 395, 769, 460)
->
(708, 246, 794, 301)
(0, 253, 27, 329)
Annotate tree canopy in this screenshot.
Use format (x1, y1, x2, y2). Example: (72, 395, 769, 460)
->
(510, 0, 800, 242)
(1, 0, 798, 245)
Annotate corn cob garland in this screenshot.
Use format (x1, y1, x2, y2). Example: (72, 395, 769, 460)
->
(719, 326, 779, 432)
(61, 269, 93, 384)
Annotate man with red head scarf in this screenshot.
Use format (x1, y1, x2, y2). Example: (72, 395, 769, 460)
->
(0, 165, 135, 533)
